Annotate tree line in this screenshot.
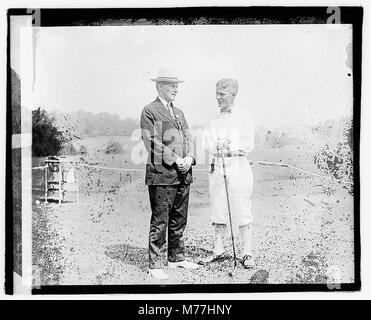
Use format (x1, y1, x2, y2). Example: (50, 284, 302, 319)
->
(50, 109, 139, 139)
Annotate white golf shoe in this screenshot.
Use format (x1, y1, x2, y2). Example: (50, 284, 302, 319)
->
(148, 268, 169, 280)
(241, 255, 255, 269)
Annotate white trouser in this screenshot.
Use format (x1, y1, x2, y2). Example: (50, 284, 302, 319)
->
(208, 157, 253, 226)
(213, 224, 252, 256)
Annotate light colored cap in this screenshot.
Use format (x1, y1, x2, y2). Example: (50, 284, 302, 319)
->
(151, 68, 184, 83)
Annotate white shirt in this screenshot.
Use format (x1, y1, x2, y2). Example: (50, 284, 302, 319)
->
(158, 96, 186, 163)
(204, 106, 254, 160)
(158, 96, 175, 119)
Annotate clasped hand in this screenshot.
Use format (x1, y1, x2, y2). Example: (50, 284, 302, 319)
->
(175, 156, 193, 174)
(216, 138, 231, 150)
(215, 139, 245, 157)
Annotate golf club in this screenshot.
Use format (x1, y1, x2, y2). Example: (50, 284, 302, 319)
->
(220, 141, 238, 277)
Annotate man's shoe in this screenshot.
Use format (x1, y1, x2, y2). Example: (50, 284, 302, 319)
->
(148, 268, 169, 280)
(168, 260, 200, 269)
(241, 255, 255, 269)
(198, 252, 227, 265)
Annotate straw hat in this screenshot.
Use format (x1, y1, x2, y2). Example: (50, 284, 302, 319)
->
(150, 68, 184, 83)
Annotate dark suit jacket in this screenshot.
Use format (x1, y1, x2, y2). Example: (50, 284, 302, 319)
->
(140, 97, 195, 185)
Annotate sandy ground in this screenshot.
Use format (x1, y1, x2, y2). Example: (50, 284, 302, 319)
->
(32, 150, 354, 286)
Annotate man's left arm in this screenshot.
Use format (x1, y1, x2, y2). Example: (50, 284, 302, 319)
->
(180, 111, 196, 166)
(238, 117, 255, 156)
(227, 117, 254, 157)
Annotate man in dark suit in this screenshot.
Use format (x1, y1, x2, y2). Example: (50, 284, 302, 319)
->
(140, 69, 199, 280)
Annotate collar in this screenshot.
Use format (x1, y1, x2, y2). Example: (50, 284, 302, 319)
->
(158, 96, 172, 108)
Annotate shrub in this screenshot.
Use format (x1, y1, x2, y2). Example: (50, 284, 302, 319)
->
(105, 142, 124, 154)
(32, 107, 65, 157)
(79, 145, 88, 155)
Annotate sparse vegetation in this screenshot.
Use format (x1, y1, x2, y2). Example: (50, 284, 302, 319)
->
(313, 118, 353, 193)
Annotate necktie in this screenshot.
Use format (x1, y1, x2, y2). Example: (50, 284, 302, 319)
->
(167, 102, 175, 119)
(168, 102, 181, 131)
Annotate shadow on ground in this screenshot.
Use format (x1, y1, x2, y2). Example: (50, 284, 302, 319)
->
(105, 244, 148, 272)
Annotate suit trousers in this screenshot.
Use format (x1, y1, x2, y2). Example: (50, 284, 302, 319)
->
(148, 183, 190, 269)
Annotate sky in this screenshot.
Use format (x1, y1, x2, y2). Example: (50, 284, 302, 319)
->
(32, 24, 353, 128)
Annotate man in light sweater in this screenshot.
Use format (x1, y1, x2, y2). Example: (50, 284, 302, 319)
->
(203, 78, 255, 268)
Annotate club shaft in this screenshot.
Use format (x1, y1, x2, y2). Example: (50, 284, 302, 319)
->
(220, 147, 237, 266)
